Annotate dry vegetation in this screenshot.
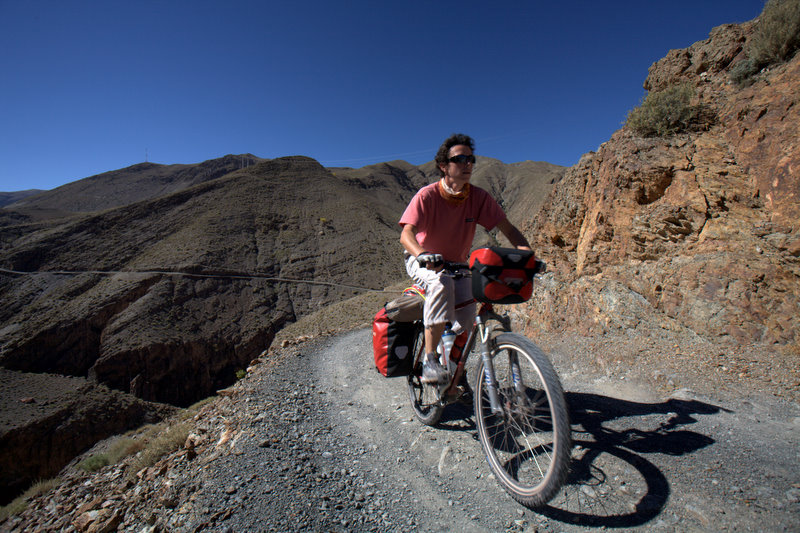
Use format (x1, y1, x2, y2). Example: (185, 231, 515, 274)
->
(625, 83, 707, 136)
(0, 479, 60, 522)
(0, 397, 214, 520)
(731, 0, 800, 84)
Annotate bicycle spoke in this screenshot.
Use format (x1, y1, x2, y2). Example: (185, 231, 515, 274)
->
(475, 333, 571, 507)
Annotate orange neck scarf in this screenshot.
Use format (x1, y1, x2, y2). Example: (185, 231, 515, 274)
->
(438, 179, 470, 205)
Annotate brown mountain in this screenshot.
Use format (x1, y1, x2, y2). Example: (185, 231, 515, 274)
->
(1, 155, 561, 405)
(0, 153, 562, 501)
(524, 21, 800, 349)
(0, 155, 264, 230)
(1, 157, 412, 405)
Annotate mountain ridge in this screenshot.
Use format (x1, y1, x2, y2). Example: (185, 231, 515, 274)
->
(4, 154, 264, 216)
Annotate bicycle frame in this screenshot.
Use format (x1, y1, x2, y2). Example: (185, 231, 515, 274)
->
(440, 301, 511, 416)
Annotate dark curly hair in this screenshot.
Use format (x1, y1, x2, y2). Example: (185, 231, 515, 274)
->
(435, 133, 475, 176)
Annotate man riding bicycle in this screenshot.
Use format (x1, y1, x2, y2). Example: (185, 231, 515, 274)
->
(399, 133, 532, 384)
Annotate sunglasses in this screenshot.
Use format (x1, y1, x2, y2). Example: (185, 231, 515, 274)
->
(448, 154, 476, 165)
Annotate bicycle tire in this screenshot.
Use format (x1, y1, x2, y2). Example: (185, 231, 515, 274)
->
(474, 332, 571, 507)
(407, 324, 444, 426)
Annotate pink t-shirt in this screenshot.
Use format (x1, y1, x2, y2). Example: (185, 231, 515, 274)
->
(399, 182, 506, 262)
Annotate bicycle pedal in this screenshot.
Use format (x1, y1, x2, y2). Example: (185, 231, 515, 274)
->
(442, 385, 469, 405)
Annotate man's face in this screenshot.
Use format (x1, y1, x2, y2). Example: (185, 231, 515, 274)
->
(441, 144, 474, 188)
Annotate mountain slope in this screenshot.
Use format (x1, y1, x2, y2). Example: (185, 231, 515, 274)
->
(0, 156, 415, 405)
(4, 154, 262, 219)
(0, 154, 563, 405)
(0, 153, 563, 503)
(0, 190, 43, 208)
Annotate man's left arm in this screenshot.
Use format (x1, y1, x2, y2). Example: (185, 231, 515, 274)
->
(496, 218, 532, 251)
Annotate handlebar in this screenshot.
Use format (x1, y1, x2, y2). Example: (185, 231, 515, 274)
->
(415, 248, 546, 276)
(439, 259, 546, 275)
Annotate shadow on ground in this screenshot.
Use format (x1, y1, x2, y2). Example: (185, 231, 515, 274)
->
(411, 383, 724, 528)
(538, 392, 723, 528)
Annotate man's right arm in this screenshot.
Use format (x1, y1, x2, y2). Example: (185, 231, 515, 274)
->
(400, 223, 424, 257)
(400, 224, 443, 268)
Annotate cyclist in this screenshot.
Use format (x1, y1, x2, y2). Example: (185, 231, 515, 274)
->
(399, 133, 531, 383)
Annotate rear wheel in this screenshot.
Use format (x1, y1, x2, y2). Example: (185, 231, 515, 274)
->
(474, 332, 571, 507)
(407, 325, 444, 426)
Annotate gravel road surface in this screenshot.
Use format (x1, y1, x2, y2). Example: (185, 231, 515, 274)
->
(181, 328, 800, 532)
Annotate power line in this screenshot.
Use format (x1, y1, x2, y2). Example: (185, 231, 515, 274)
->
(0, 267, 400, 293)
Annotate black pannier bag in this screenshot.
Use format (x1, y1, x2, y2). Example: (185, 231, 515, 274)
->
(468, 246, 542, 304)
(372, 307, 419, 377)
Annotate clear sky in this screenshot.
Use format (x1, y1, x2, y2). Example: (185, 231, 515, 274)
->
(1, 1, 764, 192)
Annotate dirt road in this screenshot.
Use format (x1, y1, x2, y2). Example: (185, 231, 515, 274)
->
(313, 328, 800, 531)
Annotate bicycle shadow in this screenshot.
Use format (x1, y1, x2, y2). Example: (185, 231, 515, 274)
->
(434, 398, 476, 430)
(537, 391, 725, 527)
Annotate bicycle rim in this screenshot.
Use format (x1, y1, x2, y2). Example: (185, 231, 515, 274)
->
(474, 333, 571, 507)
(407, 325, 444, 426)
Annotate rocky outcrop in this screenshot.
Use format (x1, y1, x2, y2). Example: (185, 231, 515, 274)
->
(526, 23, 800, 346)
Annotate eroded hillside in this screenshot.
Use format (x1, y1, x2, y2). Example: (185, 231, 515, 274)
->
(0, 157, 419, 405)
(0, 153, 561, 502)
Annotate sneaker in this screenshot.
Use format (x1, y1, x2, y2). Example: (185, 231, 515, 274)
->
(421, 354, 447, 384)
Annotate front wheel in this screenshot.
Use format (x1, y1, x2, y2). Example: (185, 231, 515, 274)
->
(407, 325, 444, 426)
(474, 332, 571, 507)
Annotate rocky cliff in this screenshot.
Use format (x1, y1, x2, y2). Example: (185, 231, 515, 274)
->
(0, 369, 174, 505)
(525, 22, 799, 348)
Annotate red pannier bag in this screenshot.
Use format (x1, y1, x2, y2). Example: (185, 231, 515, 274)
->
(468, 246, 539, 304)
(372, 307, 419, 377)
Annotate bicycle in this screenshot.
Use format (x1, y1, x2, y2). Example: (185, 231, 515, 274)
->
(405, 255, 572, 507)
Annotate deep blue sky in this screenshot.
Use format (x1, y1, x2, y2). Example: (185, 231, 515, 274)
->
(1, 1, 763, 192)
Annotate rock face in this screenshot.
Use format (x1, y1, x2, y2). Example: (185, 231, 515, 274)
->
(526, 22, 799, 346)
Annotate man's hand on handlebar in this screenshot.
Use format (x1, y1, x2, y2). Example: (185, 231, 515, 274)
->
(416, 251, 443, 270)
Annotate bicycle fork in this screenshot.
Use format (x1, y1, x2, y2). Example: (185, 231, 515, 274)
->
(476, 318, 504, 416)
